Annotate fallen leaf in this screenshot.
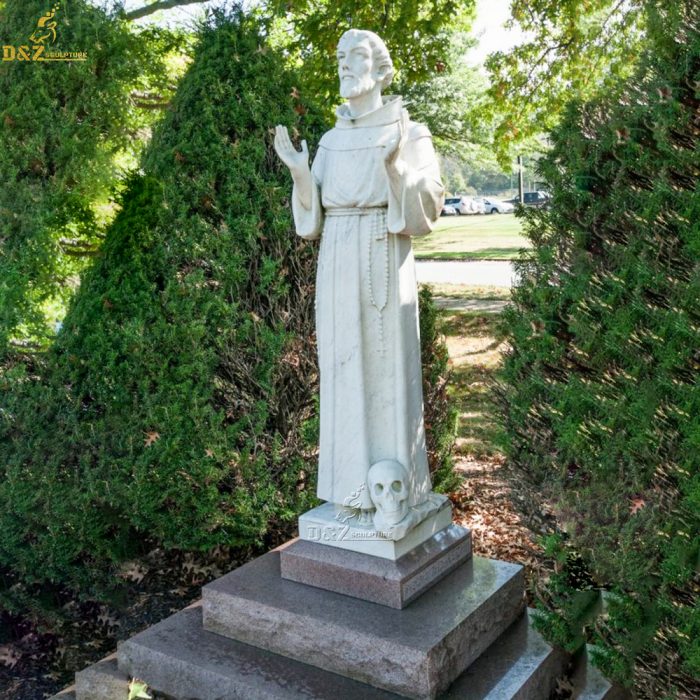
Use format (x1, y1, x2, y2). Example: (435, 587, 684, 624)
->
(630, 497, 646, 515)
(144, 431, 160, 447)
(119, 561, 148, 583)
(128, 678, 152, 700)
(0, 644, 21, 668)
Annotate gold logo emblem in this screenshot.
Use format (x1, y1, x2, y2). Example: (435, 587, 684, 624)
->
(3, 3, 88, 63)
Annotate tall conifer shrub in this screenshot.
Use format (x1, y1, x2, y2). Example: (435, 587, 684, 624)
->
(497, 3, 699, 694)
(0, 9, 324, 602)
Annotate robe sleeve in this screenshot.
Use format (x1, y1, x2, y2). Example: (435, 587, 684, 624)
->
(291, 147, 324, 241)
(386, 122, 445, 237)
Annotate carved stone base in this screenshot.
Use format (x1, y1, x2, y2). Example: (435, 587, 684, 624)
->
(201, 549, 525, 699)
(52, 606, 573, 700)
(280, 524, 472, 608)
(298, 495, 452, 560)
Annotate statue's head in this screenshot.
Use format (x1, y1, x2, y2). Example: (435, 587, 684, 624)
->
(337, 29, 394, 99)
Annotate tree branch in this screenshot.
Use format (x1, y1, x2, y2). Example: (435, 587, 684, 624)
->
(58, 238, 101, 257)
(124, 0, 209, 22)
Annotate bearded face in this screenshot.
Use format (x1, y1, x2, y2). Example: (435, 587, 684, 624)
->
(337, 36, 379, 99)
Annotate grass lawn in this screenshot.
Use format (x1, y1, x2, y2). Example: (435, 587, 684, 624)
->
(413, 214, 532, 260)
(421, 283, 511, 300)
(440, 309, 507, 458)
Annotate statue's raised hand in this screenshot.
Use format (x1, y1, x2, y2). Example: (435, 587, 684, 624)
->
(274, 125, 313, 210)
(274, 125, 309, 177)
(384, 110, 409, 168)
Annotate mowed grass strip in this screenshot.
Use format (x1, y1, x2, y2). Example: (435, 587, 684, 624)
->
(440, 310, 508, 459)
(421, 283, 511, 301)
(414, 214, 531, 260)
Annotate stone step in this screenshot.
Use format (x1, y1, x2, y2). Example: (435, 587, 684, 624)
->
(48, 654, 127, 700)
(74, 653, 127, 700)
(119, 601, 401, 699)
(202, 550, 525, 699)
(74, 605, 561, 700)
(570, 646, 630, 700)
(279, 525, 472, 609)
(442, 610, 567, 700)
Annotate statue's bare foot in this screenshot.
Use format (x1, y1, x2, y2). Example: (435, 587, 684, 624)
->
(358, 508, 374, 526)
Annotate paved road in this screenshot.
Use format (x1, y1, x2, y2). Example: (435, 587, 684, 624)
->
(432, 298, 509, 313)
(416, 260, 517, 288)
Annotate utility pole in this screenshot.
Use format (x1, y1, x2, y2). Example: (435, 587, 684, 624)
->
(517, 155, 524, 203)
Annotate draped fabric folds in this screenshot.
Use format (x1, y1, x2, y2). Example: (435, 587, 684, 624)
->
(292, 95, 444, 510)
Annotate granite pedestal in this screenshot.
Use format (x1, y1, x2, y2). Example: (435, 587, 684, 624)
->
(201, 549, 525, 699)
(53, 603, 572, 700)
(50, 524, 624, 700)
(280, 524, 472, 608)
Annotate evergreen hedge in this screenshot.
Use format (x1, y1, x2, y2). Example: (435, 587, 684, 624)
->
(497, 3, 699, 695)
(0, 9, 457, 621)
(0, 0, 172, 354)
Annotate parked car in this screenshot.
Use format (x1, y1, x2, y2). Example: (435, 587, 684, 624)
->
(444, 195, 484, 215)
(441, 203, 458, 216)
(522, 191, 550, 207)
(479, 197, 515, 214)
(506, 191, 551, 208)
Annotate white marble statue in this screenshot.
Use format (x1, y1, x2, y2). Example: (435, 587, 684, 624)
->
(274, 29, 445, 540)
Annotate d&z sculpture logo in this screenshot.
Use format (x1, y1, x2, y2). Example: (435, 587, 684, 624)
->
(2, 3, 88, 63)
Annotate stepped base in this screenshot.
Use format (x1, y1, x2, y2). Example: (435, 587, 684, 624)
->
(279, 524, 472, 608)
(443, 610, 567, 699)
(50, 539, 624, 700)
(61, 606, 565, 700)
(202, 550, 525, 698)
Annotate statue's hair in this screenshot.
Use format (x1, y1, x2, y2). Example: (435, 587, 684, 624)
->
(338, 29, 394, 90)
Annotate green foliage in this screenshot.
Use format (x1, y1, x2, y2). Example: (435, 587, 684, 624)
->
(419, 286, 460, 494)
(483, 0, 646, 163)
(0, 0, 184, 356)
(0, 8, 458, 625)
(0, 8, 324, 606)
(394, 30, 486, 154)
(265, 0, 474, 116)
(497, 3, 699, 694)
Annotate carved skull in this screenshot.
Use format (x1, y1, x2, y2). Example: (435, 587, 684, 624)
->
(367, 460, 409, 528)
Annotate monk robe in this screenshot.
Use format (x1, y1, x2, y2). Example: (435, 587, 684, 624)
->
(291, 95, 444, 511)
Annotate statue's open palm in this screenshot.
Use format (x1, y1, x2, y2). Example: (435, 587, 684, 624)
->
(274, 125, 309, 176)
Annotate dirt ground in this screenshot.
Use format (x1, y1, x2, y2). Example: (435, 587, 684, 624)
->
(437, 302, 558, 604)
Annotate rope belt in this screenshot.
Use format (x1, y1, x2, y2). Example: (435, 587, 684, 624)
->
(324, 206, 387, 217)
